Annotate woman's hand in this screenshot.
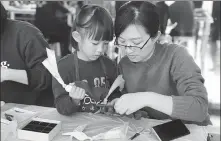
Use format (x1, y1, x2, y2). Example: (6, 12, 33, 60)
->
(114, 92, 173, 116)
(114, 92, 147, 115)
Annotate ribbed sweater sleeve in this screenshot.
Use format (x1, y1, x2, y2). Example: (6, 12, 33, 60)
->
(170, 47, 208, 122)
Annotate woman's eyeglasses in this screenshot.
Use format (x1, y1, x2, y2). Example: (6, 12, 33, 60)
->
(114, 37, 151, 51)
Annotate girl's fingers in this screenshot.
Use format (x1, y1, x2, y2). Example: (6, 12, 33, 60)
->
(79, 89, 85, 99)
(69, 82, 75, 86)
(70, 85, 76, 92)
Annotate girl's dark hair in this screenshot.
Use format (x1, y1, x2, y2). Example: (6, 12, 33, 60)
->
(1, 3, 7, 35)
(77, 1, 84, 8)
(115, 1, 160, 38)
(72, 5, 113, 49)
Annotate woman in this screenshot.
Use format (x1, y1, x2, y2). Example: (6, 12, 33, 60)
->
(112, 1, 210, 125)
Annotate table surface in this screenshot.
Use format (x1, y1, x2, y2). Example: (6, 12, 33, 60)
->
(1, 103, 211, 141)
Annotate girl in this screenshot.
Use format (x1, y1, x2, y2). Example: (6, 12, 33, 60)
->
(112, 1, 210, 125)
(52, 5, 121, 115)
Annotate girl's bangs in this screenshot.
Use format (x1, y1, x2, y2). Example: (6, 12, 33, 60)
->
(84, 9, 113, 41)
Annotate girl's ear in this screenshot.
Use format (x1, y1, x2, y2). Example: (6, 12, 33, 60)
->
(72, 31, 81, 43)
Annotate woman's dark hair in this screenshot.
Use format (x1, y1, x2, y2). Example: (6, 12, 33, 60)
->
(115, 1, 160, 38)
(1, 3, 7, 35)
(72, 5, 113, 49)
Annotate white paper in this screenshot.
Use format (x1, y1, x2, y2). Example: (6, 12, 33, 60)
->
(1, 107, 37, 124)
(1, 118, 10, 125)
(1, 107, 36, 141)
(1, 108, 26, 141)
(42, 48, 72, 92)
(75, 124, 87, 132)
(92, 127, 122, 140)
(63, 124, 88, 136)
(1, 120, 17, 141)
(64, 131, 92, 141)
(1, 101, 5, 107)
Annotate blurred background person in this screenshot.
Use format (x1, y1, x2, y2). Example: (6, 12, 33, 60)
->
(115, 1, 128, 13)
(35, 1, 71, 57)
(209, 1, 220, 72)
(156, 1, 173, 44)
(193, 1, 203, 59)
(168, 1, 195, 45)
(156, 1, 169, 36)
(0, 3, 53, 107)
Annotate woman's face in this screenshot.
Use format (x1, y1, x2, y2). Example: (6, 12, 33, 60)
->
(117, 24, 159, 62)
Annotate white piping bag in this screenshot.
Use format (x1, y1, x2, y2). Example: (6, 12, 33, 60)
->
(42, 48, 72, 92)
(102, 75, 125, 104)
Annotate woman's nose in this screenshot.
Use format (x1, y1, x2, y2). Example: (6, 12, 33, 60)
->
(126, 46, 133, 54)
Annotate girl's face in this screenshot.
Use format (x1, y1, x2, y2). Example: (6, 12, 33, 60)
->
(117, 24, 160, 62)
(79, 35, 109, 61)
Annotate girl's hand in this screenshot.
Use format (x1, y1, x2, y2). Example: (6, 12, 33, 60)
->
(100, 98, 119, 115)
(69, 83, 86, 100)
(114, 93, 147, 115)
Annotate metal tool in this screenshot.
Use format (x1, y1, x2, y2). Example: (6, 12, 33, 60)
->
(96, 103, 114, 108)
(130, 128, 145, 140)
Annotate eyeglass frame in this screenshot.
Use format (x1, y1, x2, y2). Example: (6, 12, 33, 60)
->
(114, 36, 151, 50)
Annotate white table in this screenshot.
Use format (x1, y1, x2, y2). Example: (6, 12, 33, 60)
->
(6, 6, 36, 20)
(1, 103, 211, 141)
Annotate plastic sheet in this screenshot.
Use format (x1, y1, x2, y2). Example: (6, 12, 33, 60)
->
(102, 75, 125, 104)
(92, 122, 128, 140)
(62, 123, 129, 141)
(1, 104, 209, 141)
